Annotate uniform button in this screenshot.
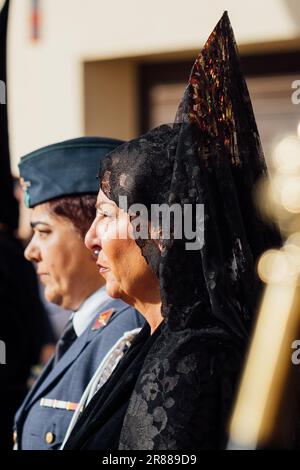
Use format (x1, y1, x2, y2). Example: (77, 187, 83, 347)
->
(13, 431, 17, 445)
(45, 432, 55, 444)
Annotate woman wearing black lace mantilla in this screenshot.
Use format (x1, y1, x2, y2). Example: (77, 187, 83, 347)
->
(63, 12, 280, 450)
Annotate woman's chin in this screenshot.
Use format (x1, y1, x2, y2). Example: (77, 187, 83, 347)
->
(45, 288, 63, 307)
(105, 281, 122, 299)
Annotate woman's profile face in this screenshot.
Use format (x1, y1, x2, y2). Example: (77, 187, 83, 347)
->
(24, 203, 100, 310)
(85, 189, 159, 305)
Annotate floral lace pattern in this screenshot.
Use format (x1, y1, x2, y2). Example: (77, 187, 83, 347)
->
(119, 325, 242, 449)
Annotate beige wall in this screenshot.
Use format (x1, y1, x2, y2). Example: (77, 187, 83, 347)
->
(6, 0, 300, 173)
(84, 60, 138, 140)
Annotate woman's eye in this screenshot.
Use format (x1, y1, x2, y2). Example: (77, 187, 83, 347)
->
(37, 230, 51, 238)
(97, 209, 112, 218)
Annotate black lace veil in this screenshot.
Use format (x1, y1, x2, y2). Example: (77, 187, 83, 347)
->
(99, 12, 281, 339)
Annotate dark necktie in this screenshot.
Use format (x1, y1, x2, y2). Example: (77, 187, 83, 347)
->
(53, 319, 77, 365)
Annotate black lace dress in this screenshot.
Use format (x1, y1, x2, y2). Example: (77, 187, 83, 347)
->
(64, 321, 243, 450)
(64, 12, 281, 450)
(119, 323, 243, 450)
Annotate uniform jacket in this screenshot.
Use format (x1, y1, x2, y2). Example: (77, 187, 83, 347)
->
(14, 296, 144, 450)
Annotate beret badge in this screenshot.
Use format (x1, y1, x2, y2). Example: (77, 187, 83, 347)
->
(19, 177, 32, 208)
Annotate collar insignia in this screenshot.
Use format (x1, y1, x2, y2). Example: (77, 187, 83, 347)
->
(92, 308, 114, 331)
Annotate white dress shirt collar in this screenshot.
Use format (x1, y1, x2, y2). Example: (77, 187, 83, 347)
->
(72, 286, 108, 337)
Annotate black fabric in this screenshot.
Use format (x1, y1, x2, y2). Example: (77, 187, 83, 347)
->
(0, 233, 51, 449)
(65, 320, 242, 450)
(99, 13, 281, 339)
(64, 323, 162, 450)
(120, 325, 242, 449)
(0, 0, 19, 233)
(64, 12, 281, 450)
(53, 319, 77, 365)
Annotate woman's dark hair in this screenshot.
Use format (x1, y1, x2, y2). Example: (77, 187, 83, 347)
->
(47, 194, 97, 239)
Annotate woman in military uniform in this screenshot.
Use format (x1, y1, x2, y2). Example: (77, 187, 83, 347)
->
(14, 137, 144, 449)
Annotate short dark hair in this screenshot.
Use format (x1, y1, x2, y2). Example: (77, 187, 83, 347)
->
(47, 194, 97, 239)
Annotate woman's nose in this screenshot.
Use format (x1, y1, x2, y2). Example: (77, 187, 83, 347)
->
(85, 219, 101, 252)
(24, 238, 41, 263)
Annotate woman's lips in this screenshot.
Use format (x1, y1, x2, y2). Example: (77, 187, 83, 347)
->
(38, 273, 50, 283)
(99, 267, 109, 273)
(96, 262, 109, 274)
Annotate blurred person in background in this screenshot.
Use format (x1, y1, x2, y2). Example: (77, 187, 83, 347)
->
(14, 137, 144, 450)
(0, 0, 55, 449)
(0, 216, 52, 449)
